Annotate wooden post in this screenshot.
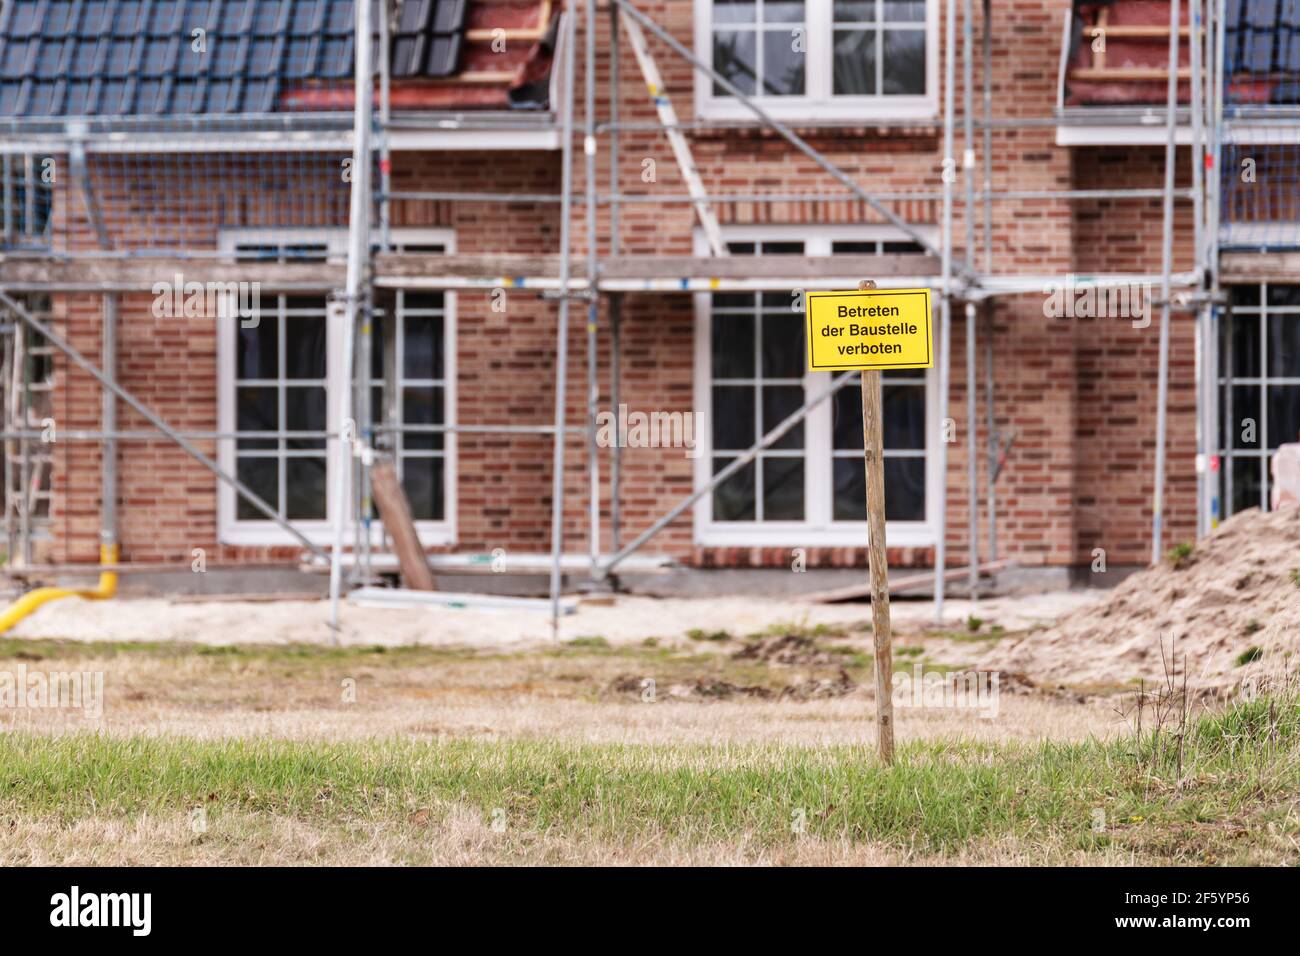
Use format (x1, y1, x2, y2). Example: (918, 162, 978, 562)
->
(370, 460, 437, 591)
(858, 279, 895, 764)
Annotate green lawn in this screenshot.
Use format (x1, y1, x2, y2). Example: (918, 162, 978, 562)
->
(2, 694, 1295, 864)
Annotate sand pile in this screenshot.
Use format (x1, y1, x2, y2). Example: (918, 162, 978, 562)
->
(978, 505, 1300, 691)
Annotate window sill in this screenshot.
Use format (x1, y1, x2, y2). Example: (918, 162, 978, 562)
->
(220, 524, 455, 549)
(696, 96, 938, 130)
(696, 522, 936, 548)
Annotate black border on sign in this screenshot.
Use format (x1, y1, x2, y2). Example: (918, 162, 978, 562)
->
(805, 289, 933, 371)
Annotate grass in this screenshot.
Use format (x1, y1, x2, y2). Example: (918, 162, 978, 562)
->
(1237, 646, 1264, 666)
(1, 694, 1295, 864)
(1166, 542, 1195, 567)
(686, 628, 732, 643)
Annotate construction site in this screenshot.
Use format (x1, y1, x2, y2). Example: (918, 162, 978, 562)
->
(0, 0, 1296, 871)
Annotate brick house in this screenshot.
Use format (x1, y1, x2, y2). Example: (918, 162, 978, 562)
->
(0, 0, 1293, 590)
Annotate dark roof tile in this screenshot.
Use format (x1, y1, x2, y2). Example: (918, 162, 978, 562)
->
(0, 0, 470, 116)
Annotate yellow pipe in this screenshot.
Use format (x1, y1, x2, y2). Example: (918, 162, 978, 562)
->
(0, 544, 119, 635)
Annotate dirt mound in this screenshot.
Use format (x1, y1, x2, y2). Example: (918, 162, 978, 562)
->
(732, 634, 839, 666)
(977, 506, 1300, 691)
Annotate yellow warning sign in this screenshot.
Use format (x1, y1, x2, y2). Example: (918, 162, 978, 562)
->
(805, 288, 933, 372)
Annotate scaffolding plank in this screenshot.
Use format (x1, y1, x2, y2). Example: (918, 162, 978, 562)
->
(0, 257, 341, 288)
(1220, 251, 1300, 282)
(1, 252, 940, 291)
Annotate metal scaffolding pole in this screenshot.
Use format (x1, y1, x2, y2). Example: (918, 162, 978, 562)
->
(0, 290, 326, 561)
(962, 0, 979, 605)
(1190, 0, 1209, 538)
(585, 0, 601, 581)
(101, 294, 117, 554)
(329, 0, 374, 634)
(1207, 0, 1227, 529)
(1151, 0, 1181, 565)
(935, 0, 957, 622)
(548, 9, 578, 633)
(981, 0, 997, 565)
(609, 4, 623, 553)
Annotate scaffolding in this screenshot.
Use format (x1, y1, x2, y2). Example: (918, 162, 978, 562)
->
(0, 0, 1283, 634)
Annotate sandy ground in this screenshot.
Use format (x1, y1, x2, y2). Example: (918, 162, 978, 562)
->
(978, 506, 1300, 691)
(5, 587, 1102, 650)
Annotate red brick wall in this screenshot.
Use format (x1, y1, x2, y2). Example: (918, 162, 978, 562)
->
(40, 0, 1205, 573)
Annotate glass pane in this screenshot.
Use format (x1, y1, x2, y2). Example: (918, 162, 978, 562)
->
(714, 31, 757, 96)
(834, 29, 877, 95)
(884, 457, 926, 520)
(1266, 284, 1300, 308)
(765, 0, 805, 24)
(883, 384, 926, 449)
(236, 386, 277, 449)
(402, 314, 443, 379)
(762, 29, 805, 95)
(761, 241, 805, 255)
(1230, 284, 1261, 308)
(402, 386, 445, 451)
(285, 385, 327, 449)
(404, 292, 445, 311)
(713, 457, 755, 520)
(833, 458, 865, 521)
(285, 457, 328, 520)
(712, 385, 755, 450)
(237, 319, 277, 380)
(834, 0, 874, 21)
(236, 456, 278, 519)
(832, 240, 879, 254)
(1267, 315, 1300, 377)
(1268, 385, 1300, 448)
(1225, 385, 1261, 447)
(1223, 313, 1261, 378)
(882, 29, 926, 95)
(762, 385, 805, 449)
(284, 316, 326, 379)
(1231, 455, 1262, 514)
(402, 456, 445, 521)
(714, 0, 756, 24)
(762, 456, 804, 520)
(882, 240, 926, 253)
(883, 1, 926, 21)
(761, 313, 804, 378)
(370, 318, 386, 381)
(712, 313, 756, 378)
(832, 386, 863, 450)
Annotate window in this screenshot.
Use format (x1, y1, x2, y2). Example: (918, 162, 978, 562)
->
(694, 227, 938, 546)
(697, 0, 937, 121)
(371, 289, 450, 523)
(233, 295, 330, 523)
(216, 228, 456, 546)
(1219, 283, 1300, 517)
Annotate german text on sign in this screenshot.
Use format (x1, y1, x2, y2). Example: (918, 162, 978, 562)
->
(805, 288, 934, 372)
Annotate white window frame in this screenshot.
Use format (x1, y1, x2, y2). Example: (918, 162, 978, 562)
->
(694, 0, 939, 123)
(216, 227, 457, 548)
(1218, 282, 1300, 518)
(692, 223, 941, 547)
